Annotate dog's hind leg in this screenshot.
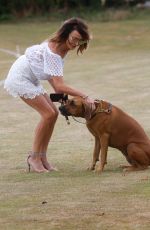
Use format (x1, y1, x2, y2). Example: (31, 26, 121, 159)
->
(88, 136, 100, 171)
(124, 143, 149, 172)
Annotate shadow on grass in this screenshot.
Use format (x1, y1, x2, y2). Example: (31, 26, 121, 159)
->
(3, 164, 125, 183)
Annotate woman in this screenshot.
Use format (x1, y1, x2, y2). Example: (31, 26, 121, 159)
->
(4, 17, 93, 173)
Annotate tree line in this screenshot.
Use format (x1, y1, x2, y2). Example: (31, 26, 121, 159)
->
(0, 0, 145, 18)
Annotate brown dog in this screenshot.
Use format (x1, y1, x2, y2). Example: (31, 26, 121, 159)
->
(59, 96, 150, 173)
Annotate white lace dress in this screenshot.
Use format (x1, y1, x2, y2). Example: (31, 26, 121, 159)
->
(4, 42, 64, 99)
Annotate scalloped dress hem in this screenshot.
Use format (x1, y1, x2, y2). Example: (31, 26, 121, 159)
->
(4, 55, 47, 99)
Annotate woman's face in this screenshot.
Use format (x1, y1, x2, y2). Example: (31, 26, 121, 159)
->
(66, 30, 83, 50)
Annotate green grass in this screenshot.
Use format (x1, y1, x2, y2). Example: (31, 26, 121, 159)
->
(0, 18, 150, 230)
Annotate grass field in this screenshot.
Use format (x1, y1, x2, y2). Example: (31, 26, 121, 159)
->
(0, 17, 150, 230)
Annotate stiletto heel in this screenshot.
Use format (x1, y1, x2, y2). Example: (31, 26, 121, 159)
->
(27, 155, 31, 172)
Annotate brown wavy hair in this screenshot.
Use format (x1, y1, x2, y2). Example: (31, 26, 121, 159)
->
(49, 17, 90, 54)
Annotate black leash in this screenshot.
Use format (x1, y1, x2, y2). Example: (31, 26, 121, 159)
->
(65, 115, 70, 125)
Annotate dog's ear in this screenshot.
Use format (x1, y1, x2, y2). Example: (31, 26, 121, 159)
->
(82, 101, 95, 120)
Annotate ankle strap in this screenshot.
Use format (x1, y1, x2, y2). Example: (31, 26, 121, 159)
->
(28, 151, 40, 158)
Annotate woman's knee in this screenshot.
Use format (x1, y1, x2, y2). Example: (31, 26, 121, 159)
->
(42, 109, 58, 122)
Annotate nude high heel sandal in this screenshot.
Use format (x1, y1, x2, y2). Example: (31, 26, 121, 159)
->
(27, 151, 49, 173)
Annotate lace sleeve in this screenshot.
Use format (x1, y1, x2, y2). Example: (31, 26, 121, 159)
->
(43, 49, 63, 77)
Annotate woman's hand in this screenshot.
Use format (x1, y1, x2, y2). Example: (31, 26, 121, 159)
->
(84, 96, 95, 104)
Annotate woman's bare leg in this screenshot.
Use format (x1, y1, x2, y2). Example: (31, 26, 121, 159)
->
(21, 94, 58, 172)
(39, 93, 59, 170)
(39, 93, 58, 152)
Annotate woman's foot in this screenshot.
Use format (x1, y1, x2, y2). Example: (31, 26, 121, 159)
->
(27, 152, 49, 173)
(40, 152, 58, 171)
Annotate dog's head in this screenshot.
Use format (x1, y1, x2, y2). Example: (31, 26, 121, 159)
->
(59, 96, 95, 120)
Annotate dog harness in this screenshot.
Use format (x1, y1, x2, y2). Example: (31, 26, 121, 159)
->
(95, 100, 112, 113)
(90, 100, 112, 120)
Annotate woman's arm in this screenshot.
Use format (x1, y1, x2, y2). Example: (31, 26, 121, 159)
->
(48, 76, 87, 98)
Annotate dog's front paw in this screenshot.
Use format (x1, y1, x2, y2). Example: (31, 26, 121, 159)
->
(95, 166, 103, 174)
(87, 165, 95, 171)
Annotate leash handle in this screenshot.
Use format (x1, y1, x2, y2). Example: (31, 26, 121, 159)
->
(60, 101, 70, 125)
(65, 116, 70, 125)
